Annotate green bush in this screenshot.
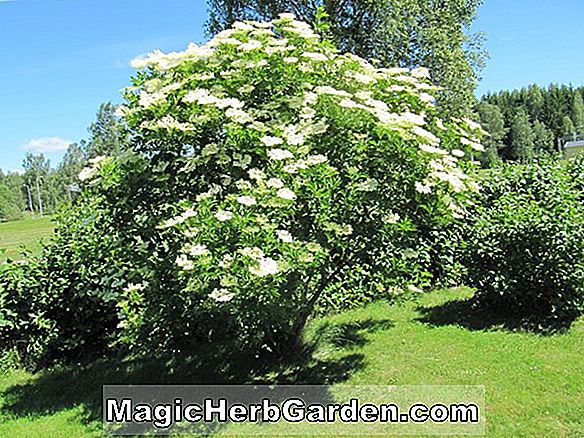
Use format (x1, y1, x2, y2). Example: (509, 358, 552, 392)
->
(463, 159, 584, 323)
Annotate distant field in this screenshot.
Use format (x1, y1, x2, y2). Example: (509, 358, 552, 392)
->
(0, 216, 55, 262)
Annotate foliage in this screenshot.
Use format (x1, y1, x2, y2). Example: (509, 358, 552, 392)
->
(89, 16, 482, 359)
(480, 84, 584, 162)
(206, 0, 486, 118)
(0, 171, 26, 222)
(85, 102, 129, 158)
(0, 169, 150, 366)
(0, 16, 483, 366)
(462, 159, 584, 323)
(476, 101, 506, 165)
(509, 109, 535, 162)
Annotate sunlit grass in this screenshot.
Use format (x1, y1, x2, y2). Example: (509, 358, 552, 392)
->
(0, 216, 54, 262)
(0, 288, 582, 437)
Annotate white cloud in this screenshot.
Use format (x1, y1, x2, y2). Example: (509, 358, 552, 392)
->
(21, 137, 73, 153)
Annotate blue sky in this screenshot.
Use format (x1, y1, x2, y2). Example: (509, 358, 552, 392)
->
(1, 0, 583, 172)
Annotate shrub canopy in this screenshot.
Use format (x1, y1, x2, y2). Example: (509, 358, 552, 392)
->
(1, 15, 484, 364)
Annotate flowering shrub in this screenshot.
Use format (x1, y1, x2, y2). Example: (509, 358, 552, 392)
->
(0, 15, 484, 366)
(100, 14, 483, 355)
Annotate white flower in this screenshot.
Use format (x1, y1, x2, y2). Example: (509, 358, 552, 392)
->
(225, 108, 253, 124)
(302, 51, 328, 62)
(215, 97, 245, 109)
(248, 168, 266, 180)
(184, 227, 199, 238)
(464, 118, 483, 131)
(261, 136, 284, 147)
(411, 67, 430, 79)
(356, 178, 379, 192)
(237, 195, 257, 206)
(384, 212, 400, 224)
(460, 137, 485, 152)
(400, 112, 427, 126)
(78, 166, 97, 181)
(300, 107, 317, 119)
(276, 229, 294, 243)
(266, 178, 284, 189)
(215, 210, 234, 221)
(284, 126, 305, 145)
(415, 181, 432, 194)
(282, 164, 298, 174)
(218, 254, 233, 268)
(233, 154, 252, 169)
(138, 90, 165, 108)
(209, 288, 235, 302)
(346, 71, 376, 84)
(304, 154, 327, 166)
(194, 72, 215, 81)
(241, 246, 265, 260)
(186, 243, 209, 256)
(176, 254, 195, 270)
(183, 88, 220, 105)
(277, 188, 297, 200)
(249, 257, 280, 277)
(339, 98, 360, 109)
(420, 93, 435, 103)
(158, 208, 197, 229)
(451, 149, 465, 158)
(419, 144, 448, 155)
(284, 56, 298, 63)
(267, 148, 294, 160)
(240, 40, 263, 51)
(413, 127, 440, 145)
(232, 21, 255, 31)
(235, 179, 252, 190)
(124, 282, 148, 293)
(157, 115, 192, 131)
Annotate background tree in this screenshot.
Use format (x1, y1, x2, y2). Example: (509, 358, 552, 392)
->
(56, 142, 88, 202)
(477, 101, 506, 165)
(510, 110, 534, 162)
(532, 120, 554, 154)
(572, 91, 584, 131)
(22, 153, 52, 216)
(480, 83, 584, 160)
(206, 0, 486, 117)
(562, 115, 576, 139)
(85, 102, 128, 158)
(0, 171, 26, 221)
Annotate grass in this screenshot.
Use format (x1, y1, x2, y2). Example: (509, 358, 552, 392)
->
(0, 288, 582, 437)
(0, 216, 55, 262)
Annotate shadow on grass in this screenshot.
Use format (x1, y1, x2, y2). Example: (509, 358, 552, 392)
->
(417, 294, 578, 335)
(0, 317, 393, 429)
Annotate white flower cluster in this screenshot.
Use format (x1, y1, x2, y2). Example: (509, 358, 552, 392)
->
(126, 13, 483, 292)
(241, 247, 281, 277)
(158, 208, 197, 229)
(78, 155, 108, 182)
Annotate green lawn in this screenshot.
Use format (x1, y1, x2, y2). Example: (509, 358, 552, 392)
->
(0, 288, 582, 437)
(0, 216, 55, 262)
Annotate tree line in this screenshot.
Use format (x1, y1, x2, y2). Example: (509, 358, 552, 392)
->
(478, 84, 584, 164)
(0, 103, 127, 222)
